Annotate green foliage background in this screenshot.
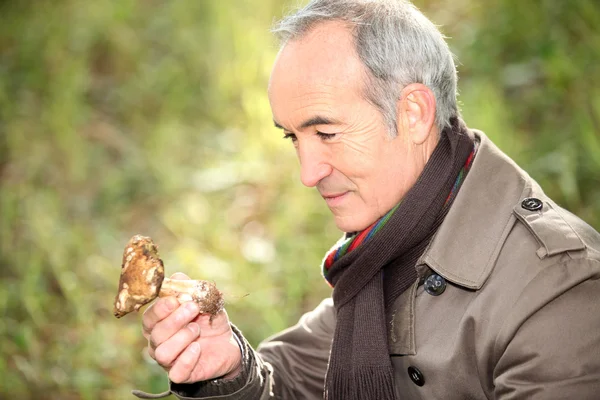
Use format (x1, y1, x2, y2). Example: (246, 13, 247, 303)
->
(1, 0, 598, 398)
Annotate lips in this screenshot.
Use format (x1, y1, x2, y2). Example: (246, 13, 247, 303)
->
(322, 192, 349, 207)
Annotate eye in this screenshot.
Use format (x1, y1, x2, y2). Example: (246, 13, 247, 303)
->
(317, 132, 337, 141)
(282, 133, 298, 144)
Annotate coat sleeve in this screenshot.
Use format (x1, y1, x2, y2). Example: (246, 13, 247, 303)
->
(493, 257, 600, 400)
(167, 298, 335, 400)
(257, 297, 335, 398)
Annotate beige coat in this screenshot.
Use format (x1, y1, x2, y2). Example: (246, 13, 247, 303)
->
(173, 130, 600, 399)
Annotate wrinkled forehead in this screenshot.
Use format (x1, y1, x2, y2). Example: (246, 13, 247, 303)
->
(268, 20, 366, 101)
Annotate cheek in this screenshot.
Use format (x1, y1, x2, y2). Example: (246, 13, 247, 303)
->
(331, 145, 392, 203)
(331, 143, 375, 184)
(367, 144, 417, 202)
(335, 133, 385, 171)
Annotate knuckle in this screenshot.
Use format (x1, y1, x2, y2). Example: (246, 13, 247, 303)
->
(146, 346, 155, 360)
(148, 332, 160, 350)
(154, 345, 173, 367)
(168, 370, 185, 384)
(141, 321, 152, 336)
(156, 299, 174, 317)
(169, 361, 193, 384)
(146, 298, 175, 321)
(141, 324, 151, 339)
(142, 302, 158, 321)
(171, 307, 195, 327)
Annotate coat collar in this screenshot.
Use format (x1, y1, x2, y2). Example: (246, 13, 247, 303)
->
(417, 130, 530, 290)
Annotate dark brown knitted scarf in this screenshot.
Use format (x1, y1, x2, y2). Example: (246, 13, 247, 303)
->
(323, 118, 475, 400)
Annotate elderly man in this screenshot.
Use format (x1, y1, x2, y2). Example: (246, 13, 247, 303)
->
(136, 0, 600, 399)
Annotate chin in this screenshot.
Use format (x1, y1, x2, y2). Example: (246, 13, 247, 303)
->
(334, 215, 374, 233)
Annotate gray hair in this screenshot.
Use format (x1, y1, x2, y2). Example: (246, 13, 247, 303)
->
(272, 0, 459, 136)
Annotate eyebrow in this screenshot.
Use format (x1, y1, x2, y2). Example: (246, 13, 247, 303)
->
(273, 116, 340, 131)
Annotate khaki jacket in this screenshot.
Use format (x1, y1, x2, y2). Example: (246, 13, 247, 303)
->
(173, 130, 600, 399)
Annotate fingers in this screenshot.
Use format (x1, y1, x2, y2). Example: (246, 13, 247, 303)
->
(168, 342, 202, 384)
(141, 273, 192, 338)
(153, 322, 201, 367)
(140, 272, 204, 379)
(142, 296, 180, 340)
(148, 301, 200, 350)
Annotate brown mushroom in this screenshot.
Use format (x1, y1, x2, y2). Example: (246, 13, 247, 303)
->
(113, 235, 224, 318)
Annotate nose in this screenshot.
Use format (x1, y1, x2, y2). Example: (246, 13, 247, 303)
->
(298, 142, 332, 187)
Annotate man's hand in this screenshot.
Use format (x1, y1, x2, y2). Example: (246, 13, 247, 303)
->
(142, 273, 242, 384)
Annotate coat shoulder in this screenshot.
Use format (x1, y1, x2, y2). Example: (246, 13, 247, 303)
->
(511, 191, 600, 262)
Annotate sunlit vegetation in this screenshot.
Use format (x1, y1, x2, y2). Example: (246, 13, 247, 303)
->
(1, 1, 598, 398)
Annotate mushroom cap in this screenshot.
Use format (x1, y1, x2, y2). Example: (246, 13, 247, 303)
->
(113, 235, 165, 318)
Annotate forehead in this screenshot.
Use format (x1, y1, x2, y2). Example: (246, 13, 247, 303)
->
(268, 21, 366, 117)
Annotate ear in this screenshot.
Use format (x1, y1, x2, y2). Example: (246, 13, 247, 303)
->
(397, 83, 437, 145)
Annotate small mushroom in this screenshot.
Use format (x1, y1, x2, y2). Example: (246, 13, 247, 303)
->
(113, 235, 224, 318)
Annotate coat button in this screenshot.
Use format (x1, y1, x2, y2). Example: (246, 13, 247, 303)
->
(408, 366, 425, 386)
(521, 197, 543, 211)
(424, 273, 446, 296)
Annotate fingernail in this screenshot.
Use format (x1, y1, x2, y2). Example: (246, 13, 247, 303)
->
(189, 342, 200, 354)
(187, 322, 200, 336)
(185, 301, 199, 314)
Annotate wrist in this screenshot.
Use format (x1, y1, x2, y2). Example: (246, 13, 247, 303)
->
(222, 362, 242, 380)
(221, 328, 244, 380)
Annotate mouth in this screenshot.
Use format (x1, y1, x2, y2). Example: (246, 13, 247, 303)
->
(322, 192, 349, 207)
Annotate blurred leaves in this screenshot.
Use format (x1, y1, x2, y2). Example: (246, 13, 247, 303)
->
(1, 0, 599, 398)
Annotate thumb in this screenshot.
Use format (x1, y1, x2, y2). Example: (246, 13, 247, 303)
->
(170, 272, 191, 280)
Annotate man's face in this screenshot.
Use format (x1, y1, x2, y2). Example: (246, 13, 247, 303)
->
(268, 21, 426, 232)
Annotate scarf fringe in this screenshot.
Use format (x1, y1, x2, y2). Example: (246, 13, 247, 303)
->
(327, 366, 397, 400)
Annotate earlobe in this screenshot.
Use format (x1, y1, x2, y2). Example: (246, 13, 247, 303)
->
(397, 84, 437, 145)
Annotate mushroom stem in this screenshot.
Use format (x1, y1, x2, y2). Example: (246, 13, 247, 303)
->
(159, 278, 202, 298)
(159, 278, 225, 316)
